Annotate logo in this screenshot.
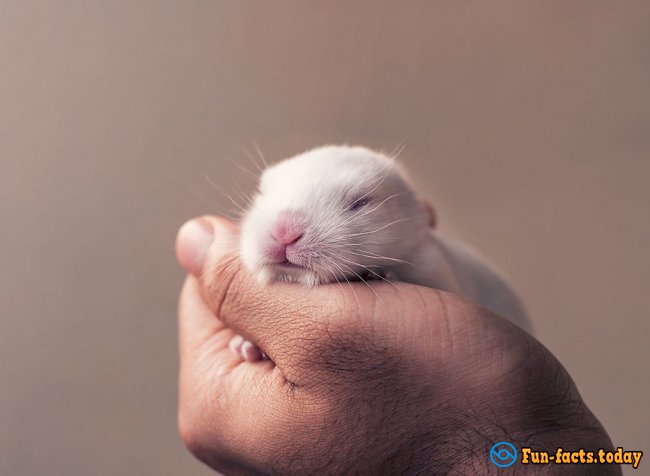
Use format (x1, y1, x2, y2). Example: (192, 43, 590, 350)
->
(490, 441, 518, 468)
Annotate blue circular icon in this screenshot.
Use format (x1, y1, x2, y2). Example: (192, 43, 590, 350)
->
(489, 441, 518, 468)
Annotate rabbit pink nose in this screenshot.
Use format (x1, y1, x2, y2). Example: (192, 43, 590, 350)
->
(272, 210, 306, 245)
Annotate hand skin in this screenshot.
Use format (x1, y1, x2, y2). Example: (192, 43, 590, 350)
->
(175, 216, 619, 475)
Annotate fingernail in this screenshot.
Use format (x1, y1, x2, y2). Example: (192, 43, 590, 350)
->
(177, 217, 214, 275)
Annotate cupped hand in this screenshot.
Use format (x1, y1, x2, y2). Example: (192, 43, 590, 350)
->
(175, 216, 617, 475)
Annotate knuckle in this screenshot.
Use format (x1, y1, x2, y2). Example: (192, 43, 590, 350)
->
(178, 396, 224, 466)
(177, 409, 206, 458)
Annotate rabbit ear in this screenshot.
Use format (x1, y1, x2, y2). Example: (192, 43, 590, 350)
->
(421, 198, 436, 228)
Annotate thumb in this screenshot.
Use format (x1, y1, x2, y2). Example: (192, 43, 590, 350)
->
(175, 215, 239, 277)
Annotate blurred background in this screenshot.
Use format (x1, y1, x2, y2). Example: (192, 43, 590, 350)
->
(1, 1, 648, 475)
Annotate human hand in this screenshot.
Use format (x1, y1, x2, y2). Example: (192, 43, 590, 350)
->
(175, 215, 618, 475)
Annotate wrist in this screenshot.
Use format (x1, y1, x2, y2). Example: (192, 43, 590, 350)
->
(419, 395, 620, 474)
(400, 349, 620, 474)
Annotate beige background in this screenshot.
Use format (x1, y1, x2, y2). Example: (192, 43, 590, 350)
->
(1, 2, 648, 475)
